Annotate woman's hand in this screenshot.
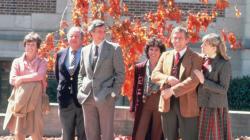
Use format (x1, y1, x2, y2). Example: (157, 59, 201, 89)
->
(193, 69, 205, 84)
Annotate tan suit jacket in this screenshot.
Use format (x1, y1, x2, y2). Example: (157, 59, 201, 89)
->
(151, 48, 203, 117)
(3, 82, 42, 134)
(78, 40, 125, 103)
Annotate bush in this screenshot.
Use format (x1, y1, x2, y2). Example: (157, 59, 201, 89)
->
(228, 76, 250, 111)
(46, 79, 57, 102)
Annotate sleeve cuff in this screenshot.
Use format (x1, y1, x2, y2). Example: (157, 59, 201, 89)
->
(111, 92, 116, 98)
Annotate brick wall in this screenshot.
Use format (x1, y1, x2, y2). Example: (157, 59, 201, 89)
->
(124, 0, 225, 19)
(0, 0, 56, 15)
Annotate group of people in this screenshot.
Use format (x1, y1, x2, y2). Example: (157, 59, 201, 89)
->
(4, 19, 125, 140)
(3, 18, 232, 140)
(130, 26, 232, 140)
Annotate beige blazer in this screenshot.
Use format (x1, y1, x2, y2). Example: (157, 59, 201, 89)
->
(3, 82, 42, 133)
(151, 48, 203, 117)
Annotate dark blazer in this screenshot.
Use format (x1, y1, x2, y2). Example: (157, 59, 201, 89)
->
(130, 61, 147, 139)
(130, 60, 163, 140)
(55, 48, 81, 108)
(197, 55, 231, 108)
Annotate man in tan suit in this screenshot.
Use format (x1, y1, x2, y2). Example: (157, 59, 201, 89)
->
(151, 26, 203, 140)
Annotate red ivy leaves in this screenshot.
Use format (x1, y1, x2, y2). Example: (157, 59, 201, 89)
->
(110, 19, 147, 99)
(216, 0, 229, 10)
(39, 0, 241, 100)
(38, 33, 55, 71)
(187, 12, 213, 43)
(221, 30, 241, 50)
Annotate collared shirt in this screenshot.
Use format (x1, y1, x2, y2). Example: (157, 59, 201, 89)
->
(92, 40, 104, 57)
(90, 40, 105, 64)
(174, 47, 187, 58)
(65, 47, 82, 71)
(9, 53, 47, 89)
(144, 60, 160, 96)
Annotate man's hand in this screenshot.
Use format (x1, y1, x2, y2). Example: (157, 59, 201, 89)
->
(161, 88, 174, 100)
(166, 76, 180, 86)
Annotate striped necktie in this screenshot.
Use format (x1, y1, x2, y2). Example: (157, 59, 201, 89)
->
(69, 50, 77, 76)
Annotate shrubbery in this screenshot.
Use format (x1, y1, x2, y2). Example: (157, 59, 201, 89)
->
(228, 76, 250, 111)
(46, 79, 57, 102)
(46, 76, 250, 110)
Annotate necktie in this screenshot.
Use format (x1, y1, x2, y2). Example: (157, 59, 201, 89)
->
(171, 52, 180, 78)
(69, 50, 77, 76)
(92, 45, 99, 70)
(174, 52, 180, 66)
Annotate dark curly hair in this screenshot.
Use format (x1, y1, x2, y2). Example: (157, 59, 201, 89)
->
(145, 37, 166, 59)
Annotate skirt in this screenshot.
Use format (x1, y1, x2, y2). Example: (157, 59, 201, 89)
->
(198, 107, 233, 140)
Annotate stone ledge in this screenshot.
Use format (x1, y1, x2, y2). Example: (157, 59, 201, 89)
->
(0, 104, 249, 137)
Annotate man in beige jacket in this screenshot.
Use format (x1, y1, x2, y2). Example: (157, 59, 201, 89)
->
(151, 26, 203, 140)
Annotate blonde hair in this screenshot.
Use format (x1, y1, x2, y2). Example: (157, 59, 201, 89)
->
(202, 33, 230, 60)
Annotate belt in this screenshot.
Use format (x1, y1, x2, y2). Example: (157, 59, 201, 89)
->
(142, 90, 160, 103)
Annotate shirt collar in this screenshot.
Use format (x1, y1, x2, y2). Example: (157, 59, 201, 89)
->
(92, 40, 105, 49)
(175, 47, 187, 58)
(69, 47, 81, 54)
(22, 53, 39, 65)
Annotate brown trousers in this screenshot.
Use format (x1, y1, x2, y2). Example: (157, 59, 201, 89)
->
(135, 94, 162, 140)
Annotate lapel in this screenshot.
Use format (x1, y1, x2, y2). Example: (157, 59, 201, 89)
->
(75, 47, 82, 67)
(138, 60, 147, 77)
(179, 48, 192, 79)
(165, 51, 174, 75)
(85, 45, 94, 76)
(59, 48, 70, 77)
(207, 55, 220, 77)
(93, 40, 109, 73)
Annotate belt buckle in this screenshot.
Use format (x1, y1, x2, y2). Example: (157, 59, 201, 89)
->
(151, 91, 158, 95)
(151, 91, 157, 94)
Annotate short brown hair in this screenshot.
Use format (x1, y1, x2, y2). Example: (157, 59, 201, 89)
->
(23, 32, 42, 49)
(170, 26, 189, 40)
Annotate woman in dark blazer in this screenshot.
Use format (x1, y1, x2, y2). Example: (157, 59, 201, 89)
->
(194, 33, 233, 140)
(130, 37, 165, 140)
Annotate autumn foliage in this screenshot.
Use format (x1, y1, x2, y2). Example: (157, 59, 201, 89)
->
(38, 0, 242, 100)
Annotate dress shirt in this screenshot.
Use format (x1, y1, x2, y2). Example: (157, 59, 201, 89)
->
(9, 54, 47, 89)
(90, 40, 104, 65)
(65, 47, 82, 71)
(174, 47, 187, 59)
